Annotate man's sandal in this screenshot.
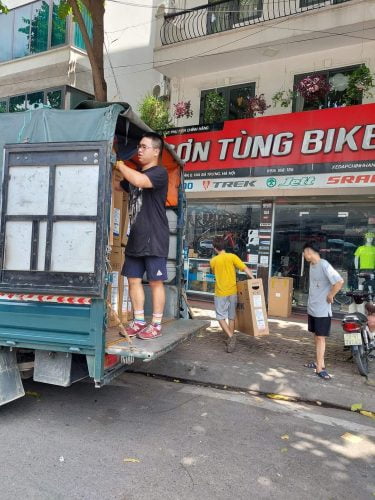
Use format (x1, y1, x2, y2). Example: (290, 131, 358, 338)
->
(316, 370, 331, 380)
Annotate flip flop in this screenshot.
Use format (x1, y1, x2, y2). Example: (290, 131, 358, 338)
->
(316, 370, 331, 380)
(304, 362, 317, 369)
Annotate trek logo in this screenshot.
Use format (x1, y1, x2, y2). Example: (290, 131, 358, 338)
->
(212, 180, 256, 189)
(327, 174, 375, 185)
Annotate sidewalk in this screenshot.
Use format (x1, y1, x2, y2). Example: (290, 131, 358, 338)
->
(132, 301, 375, 413)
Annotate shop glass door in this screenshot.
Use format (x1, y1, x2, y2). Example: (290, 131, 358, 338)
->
(272, 202, 375, 314)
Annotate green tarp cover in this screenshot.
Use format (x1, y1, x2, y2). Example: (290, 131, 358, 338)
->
(0, 104, 125, 177)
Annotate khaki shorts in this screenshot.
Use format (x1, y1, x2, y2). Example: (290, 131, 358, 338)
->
(214, 294, 237, 320)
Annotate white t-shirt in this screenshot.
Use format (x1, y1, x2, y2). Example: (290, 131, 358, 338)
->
(307, 259, 343, 317)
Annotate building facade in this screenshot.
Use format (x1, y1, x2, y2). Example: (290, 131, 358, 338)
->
(0, 0, 163, 112)
(154, 0, 375, 313)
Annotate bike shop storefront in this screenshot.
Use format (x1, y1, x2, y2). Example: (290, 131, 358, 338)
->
(166, 104, 375, 315)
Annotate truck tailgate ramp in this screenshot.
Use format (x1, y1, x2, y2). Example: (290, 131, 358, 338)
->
(106, 319, 208, 362)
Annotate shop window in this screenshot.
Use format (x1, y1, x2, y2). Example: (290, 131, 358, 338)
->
(185, 202, 260, 294)
(13, 4, 32, 59)
(0, 10, 13, 62)
(73, 5, 93, 50)
(29, 0, 50, 54)
(9, 95, 26, 113)
(207, 0, 262, 35)
(200, 82, 256, 123)
(0, 101, 7, 113)
(272, 202, 375, 314)
(46, 89, 63, 108)
(0, 1, 68, 62)
(27, 91, 45, 110)
(51, 0, 67, 46)
(293, 65, 362, 112)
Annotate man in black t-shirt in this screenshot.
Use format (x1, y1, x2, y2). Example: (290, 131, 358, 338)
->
(114, 132, 169, 340)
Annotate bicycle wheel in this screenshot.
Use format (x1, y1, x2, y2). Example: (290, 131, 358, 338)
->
(352, 345, 369, 377)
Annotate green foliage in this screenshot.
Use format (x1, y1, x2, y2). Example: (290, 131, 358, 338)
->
(138, 95, 172, 132)
(344, 65, 374, 104)
(18, 1, 50, 54)
(203, 90, 226, 124)
(0, 2, 9, 14)
(272, 89, 295, 108)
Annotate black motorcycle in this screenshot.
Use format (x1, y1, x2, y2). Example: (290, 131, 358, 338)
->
(342, 272, 375, 377)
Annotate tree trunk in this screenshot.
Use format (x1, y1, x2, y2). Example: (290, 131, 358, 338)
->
(68, 0, 107, 102)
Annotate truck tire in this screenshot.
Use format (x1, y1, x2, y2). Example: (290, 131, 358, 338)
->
(352, 345, 369, 377)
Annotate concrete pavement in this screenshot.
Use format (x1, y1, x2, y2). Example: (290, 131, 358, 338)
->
(132, 301, 375, 413)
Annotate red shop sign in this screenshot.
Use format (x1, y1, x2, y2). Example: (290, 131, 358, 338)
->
(166, 104, 375, 177)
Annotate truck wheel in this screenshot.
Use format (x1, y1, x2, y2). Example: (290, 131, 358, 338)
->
(352, 345, 369, 377)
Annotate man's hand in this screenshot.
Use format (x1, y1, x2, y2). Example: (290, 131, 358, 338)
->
(326, 293, 334, 304)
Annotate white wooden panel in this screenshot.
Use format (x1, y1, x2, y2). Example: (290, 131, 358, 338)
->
(54, 165, 99, 216)
(4, 221, 32, 270)
(37, 221, 47, 271)
(7, 166, 49, 215)
(51, 221, 96, 273)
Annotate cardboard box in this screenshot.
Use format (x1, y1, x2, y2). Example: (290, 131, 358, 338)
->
(235, 279, 269, 336)
(107, 271, 121, 327)
(268, 277, 293, 318)
(110, 246, 124, 272)
(119, 276, 132, 323)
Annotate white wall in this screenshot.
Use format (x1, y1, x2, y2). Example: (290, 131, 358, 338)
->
(169, 40, 375, 126)
(104, 0, 164, 110)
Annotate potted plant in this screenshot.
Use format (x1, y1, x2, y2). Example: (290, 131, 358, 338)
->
(203, 90, 226, 124)
(173, 100, 193, 120)
(272, 89, 296, 108)
(295, 74, 331, 103)
(344, 65, 374, 104)
(138, 94, 172, 132)
(244, 94, 270, 117)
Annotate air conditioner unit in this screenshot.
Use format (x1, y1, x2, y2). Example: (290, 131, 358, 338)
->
(152, 77, 171, 100)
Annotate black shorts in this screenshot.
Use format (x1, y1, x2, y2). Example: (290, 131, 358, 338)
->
(308, 315, 331, 337)
(122, 255, 168, 281)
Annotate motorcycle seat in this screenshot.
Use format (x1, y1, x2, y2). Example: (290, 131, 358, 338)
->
(343, 312, 368, 324)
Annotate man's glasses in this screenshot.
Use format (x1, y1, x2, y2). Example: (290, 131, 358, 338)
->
(137, 144, 156, 151)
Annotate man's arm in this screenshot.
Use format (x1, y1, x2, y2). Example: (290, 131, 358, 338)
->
(115, 161, 153, 189)
(326, 280, 344, 303)
(243, 266, 254, 279)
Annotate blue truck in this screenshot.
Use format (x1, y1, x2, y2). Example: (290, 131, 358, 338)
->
(0, 102, 206, 407)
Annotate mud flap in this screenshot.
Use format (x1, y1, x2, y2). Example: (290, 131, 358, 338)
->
(0, 348, 25, 407)
(33, 351, 89, 387)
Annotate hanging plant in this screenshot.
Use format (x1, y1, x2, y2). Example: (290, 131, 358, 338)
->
(272, 89, 296, 108)
(138, 94, 172, 132)
(173, 100, 193, 119)
(203, 90, 226, 124)
(244, 94, 270, 117)
(344, 65, 374, 104)
(295, 74, 331, 103)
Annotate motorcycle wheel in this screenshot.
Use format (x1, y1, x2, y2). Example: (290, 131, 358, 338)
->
(352, 345, 369, 377)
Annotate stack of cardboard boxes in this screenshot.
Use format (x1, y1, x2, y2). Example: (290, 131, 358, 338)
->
(107, 170, 132, 327)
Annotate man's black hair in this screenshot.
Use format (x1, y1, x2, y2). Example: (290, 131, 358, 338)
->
(213, 237, 226, 252)
(142, 132, 164, 154)
(303, 242, 320, 254)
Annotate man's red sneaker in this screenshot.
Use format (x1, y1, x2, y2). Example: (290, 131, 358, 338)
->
(137, 323, 162, 340)
(120, 320, 146, 338)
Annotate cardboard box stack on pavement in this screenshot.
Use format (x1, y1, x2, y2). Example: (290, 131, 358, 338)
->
(268, 277, 294, 318)
(235, 279, 269, 336)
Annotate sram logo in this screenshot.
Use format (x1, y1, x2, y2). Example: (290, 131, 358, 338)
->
(327, 174, 375, 185)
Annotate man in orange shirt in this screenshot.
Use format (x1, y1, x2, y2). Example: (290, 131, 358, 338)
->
(210, 237, 254, 352)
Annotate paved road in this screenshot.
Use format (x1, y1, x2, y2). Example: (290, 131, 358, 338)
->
(0, 374, 374, 500)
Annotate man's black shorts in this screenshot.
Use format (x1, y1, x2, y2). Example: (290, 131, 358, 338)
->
(308, 315, 331, 337)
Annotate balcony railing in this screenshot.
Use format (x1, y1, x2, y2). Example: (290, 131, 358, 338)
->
(160, 0, 351, 46)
